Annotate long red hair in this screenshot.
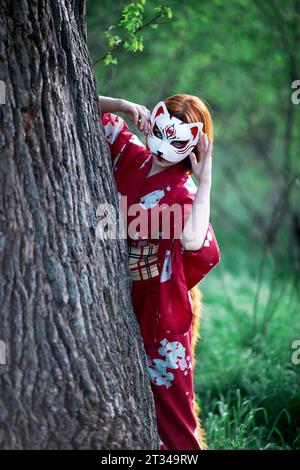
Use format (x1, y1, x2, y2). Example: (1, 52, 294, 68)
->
(146, 94, 214, 175)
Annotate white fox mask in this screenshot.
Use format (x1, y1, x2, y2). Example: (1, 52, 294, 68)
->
(147, 100, 203, 163)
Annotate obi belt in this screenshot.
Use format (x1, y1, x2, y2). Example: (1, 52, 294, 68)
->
(127, 240, 160, 281)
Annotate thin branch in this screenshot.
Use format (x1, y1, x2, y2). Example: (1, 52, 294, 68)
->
(251, 173, 300, 336)
(93, 12, 167, 66)
(213, 198, 258, 240)
(251, 0, 295, 62)
(261, 276, 290, 335)
(220, 161, 264, 226)
(217, 264, 248, 343)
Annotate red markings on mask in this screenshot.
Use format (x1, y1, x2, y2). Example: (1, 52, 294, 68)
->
(190, 126, 199, 140)
(154, 106, 165, 119)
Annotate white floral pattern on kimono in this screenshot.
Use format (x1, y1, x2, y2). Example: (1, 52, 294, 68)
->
(139, 189, 165, 209)
(147, 338, 192, 388)
(160, 249, 172, 282)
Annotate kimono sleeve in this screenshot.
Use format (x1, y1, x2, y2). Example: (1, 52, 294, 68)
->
(173, 195, 221, 291)
(181, 222, 221, 290)
(158, 192, 221, 335)
(101, 112, 132, 165)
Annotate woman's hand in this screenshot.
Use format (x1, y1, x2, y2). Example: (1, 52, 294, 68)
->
(119, 99, 151, 135)
(189, 131, 213, 185)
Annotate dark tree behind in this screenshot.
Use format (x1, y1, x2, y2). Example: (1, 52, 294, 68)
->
(0, 0, 159, 449)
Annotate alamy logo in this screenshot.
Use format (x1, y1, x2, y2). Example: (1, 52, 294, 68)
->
(0, 80, 5, 105)
(0, 340, 6, 365)
(95, 196, 196, 242)
(291, 80, 300, 105)
(291, 339, 300, 365)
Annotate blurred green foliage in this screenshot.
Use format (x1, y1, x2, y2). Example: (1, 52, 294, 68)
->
(87, 0, 300, 449)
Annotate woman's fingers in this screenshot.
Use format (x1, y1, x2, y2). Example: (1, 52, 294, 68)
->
(189, 151, 197, 168)
(203, 133, 209, 150)
(121, 99, 151, 135)
(133, 110, 139, 126)
(207, 139, 213, 156)
(138, 114, 146, 131)
(137, 106, 150, 133)
(199, 131, 211, 157)
(201, 131, 208, 149)
(199, 131, 206, 155)
(145, 109, 151, 134)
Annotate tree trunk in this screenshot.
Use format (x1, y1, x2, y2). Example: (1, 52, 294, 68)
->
(0, 0, 159, 450)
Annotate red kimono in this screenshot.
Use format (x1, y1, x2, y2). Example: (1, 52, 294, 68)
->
(101, 112, 221, 450)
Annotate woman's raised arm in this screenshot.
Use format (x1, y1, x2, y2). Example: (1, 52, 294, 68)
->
(99, 95, 151, 135)
(99, 95, 123, 114)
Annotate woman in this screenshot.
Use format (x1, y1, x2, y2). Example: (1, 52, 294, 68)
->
(99, 94, 221, 450)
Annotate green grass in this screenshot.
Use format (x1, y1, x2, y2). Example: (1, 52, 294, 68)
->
(194, 263, 300, 450)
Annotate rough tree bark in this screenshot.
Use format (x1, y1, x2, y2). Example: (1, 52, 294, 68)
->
(0, 0, 159, 449)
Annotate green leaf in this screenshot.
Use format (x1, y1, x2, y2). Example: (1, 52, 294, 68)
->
(103, 52, 118, 66)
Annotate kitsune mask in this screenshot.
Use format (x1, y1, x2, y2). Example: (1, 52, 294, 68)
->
(147, 100, 203, 163)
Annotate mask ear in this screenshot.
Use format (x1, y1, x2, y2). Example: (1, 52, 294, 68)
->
(150, 100, 170, 124)
(188, 122, 203, 142)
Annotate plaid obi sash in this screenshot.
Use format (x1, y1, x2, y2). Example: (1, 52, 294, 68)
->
(127, 240, 160, 281)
